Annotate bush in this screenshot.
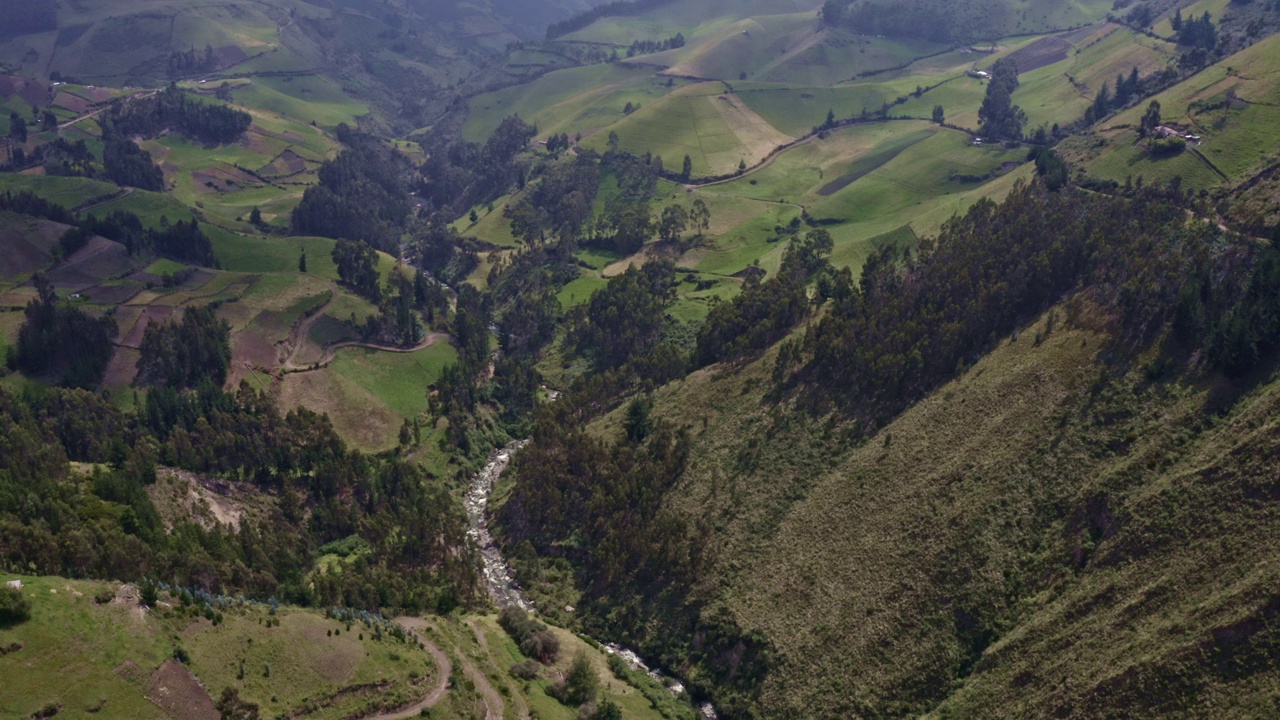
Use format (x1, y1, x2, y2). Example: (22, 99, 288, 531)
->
(1149, 136, 1186, 155)
(0, 586, 32, 626)
(550, 652, 599, 707)
(498, 606, 561, 663)
(510, 659, 542, 680)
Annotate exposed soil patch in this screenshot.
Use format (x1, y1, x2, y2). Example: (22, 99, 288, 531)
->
(1004, 36, 1072, 74)
(144, 659, 219, 720)
(102, 347, 140, 388)
(151, 467, 258, 531)
(231, 327, 280, 372)
(119, 306, 174, 348)
(53, 91, 92, 114)
(0, 217, 59, 279)
(0, 75, 51, 106)
(47, 236, 133, 290)
(85, 283, 142, 305)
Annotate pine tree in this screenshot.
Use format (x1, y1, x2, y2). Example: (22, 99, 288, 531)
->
(298, 251, 307, 273)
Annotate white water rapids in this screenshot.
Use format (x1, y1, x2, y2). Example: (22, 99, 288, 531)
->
(464, 439, 718, 720)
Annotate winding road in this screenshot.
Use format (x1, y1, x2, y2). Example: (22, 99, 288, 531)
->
(279, 277, 451, 373)
(362, 620, 451, 720)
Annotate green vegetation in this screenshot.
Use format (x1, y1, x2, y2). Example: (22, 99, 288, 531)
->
(0, 577, 439, 719)
(4, 2, 1280, 719)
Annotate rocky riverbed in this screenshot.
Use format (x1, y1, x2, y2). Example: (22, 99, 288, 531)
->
(464, 439, 718, 720)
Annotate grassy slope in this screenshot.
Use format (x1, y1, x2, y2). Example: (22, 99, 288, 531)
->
(0, 577, 437, 719)
(1066, 33, 1280, 190)
(589, 301, 1280, 717)
(1, 576, 688, 720)
(463, 63, 691, 143)
(578, 81, 796, 178)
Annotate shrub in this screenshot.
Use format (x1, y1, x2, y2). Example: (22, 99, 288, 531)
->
(0, 586, 33, 626)
(1149, 136, 1186, 155)
(498, 606, 561, 663)
(510, 659, 541, 680)
(550, 652, 599, 706)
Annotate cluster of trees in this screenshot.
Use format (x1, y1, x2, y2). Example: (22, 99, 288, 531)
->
(504, 155, 600, 245)
(0, 380, 481, 614)
(107, 84, 251, 146)
(499, 396, 771, 716)
(103, 135, 164, 191)
(409, 216, 480, 286)
(1174, 10, 1218, 50)
(136, 305, 231, 389)
(626, 33, 685, 56)
(37, 137, 95, 178)
(977, 58, 1025, 141)
(1085, 66, 1144, 123)
(0, 190, 218, 267)
(694, 229, 836, 367)
(9, 273, 115, 389)
(332, 238, 383, 302)
(292, 127, 413, 252)
(545, 0, 677, 40)
(498, 606, 561, 663)
(7, 112, 27, 143)
(789, 180, 1270, 433)
(419, 115, 537, 218)
(167, 45, 220, 79)
(428, 284, 496, 454)
(544, 132, 573, 154)
(569, 260, 676, 372)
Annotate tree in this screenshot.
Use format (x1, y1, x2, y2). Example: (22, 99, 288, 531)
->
(607, 131, 620, 152)
(1140, 100, 1162, 137)
(298, 251, 307, 273)
(16, 273, 116, 388)
(738, 158, 747, 172)
(8, 113, 27, 143)
(557, 652, 599, 706)
(1093, 82, 1112, 119)
(623, 395, 653, 442)
(681, 154, 693, 181)
(658, 204, 689, 243)
(249, 206, 262, 225)
(825, 108, 836, 129)
(978, 58, 1026, 141)
(332, 238, 382, 302)
(1171, 8, 1183, 32)
(690, 198, 711, 235)
(0, 586, 32, 626)
(932, 105, 945, 124)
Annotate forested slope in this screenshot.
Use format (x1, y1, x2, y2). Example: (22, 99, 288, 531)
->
(498, 181, 1280, 718)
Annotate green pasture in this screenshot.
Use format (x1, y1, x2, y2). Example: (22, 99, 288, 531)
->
(0, 174, 119, 209)
(578, 82, 794, 178)
(734, 82, 897, 137)
(463, 64, 688, 143)
(0, 576, 439, 720)
(1074, 33, 1280, 188)
(230, 77, 368, 131)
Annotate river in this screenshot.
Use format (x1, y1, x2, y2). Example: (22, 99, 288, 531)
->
(465, 440, 718, 720)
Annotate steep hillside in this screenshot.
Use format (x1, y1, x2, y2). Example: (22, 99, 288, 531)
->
(496, 180, 1280, 717)
(569, 297, 1280, 717)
